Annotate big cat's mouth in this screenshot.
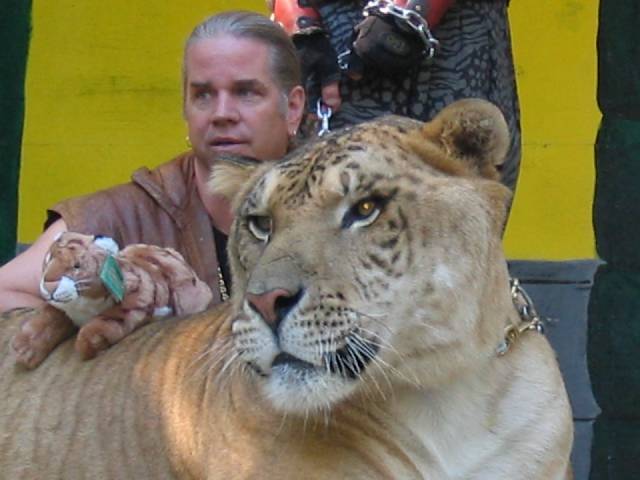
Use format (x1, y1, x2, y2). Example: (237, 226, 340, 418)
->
(265, 336, 380, 381)
(253, 334, 382, 414)
(272, 352, 315, 371)
(327, 340, 379, 379)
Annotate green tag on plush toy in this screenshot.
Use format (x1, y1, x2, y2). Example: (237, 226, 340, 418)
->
(99, 254, 125, 303)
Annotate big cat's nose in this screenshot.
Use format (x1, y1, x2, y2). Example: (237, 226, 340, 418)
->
(246, 288, 303, 331)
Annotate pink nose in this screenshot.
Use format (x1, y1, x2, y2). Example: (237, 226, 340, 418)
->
(246, 288, 300, 328)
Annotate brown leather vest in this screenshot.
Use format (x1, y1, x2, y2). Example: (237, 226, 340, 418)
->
(48, 152, 225, 304)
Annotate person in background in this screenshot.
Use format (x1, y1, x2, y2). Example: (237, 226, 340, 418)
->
(270, 0, 521, 192)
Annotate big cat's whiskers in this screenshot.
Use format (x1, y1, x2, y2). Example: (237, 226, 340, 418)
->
(188, 335, 239, 392)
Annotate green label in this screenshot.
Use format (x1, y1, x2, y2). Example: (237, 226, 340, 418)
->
(99, 255, 125, 303)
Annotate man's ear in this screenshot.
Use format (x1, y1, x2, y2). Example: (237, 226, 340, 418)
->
(421, 98, 509, 180)
(209, 155, 264, 204)
(286, 85, 305, 135)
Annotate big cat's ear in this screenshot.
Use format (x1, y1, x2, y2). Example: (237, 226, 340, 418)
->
(209, 154, 267, 204)
(480, 180, 513, 235)
(421, 99, 509, 180)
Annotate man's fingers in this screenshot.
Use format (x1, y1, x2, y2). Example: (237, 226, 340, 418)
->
(321, 82, 342, 112)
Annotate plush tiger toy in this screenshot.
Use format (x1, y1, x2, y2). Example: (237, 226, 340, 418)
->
(12, 231, 213, 368)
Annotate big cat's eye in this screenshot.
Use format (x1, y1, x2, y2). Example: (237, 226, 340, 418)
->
(356, 200, 376, 217)
(247, 215, 272, 242)
(341, 196, 388, 229)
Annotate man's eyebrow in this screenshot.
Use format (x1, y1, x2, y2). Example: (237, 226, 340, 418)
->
(234, 79, 267, 90)
(189, 81, 210, 89)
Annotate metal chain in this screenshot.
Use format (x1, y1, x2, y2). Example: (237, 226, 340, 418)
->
(337, 49, 352, 71)
(496, 278, 545, 356)
(217, 266, 229, 302)
(363, 0, 440, 59)
(316, 99, 332, 136)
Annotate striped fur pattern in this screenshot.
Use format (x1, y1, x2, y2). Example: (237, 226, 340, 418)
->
(0, 99, 571, 479)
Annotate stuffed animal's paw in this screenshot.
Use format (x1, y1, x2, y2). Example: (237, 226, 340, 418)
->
(75, 315, 139, 360)
(11, 307, 76, 369)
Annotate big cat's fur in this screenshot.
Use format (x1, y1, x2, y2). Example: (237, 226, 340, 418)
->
(0, 99, 573, 479)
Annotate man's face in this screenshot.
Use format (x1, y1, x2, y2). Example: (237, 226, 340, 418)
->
(184, 35, 304, 164)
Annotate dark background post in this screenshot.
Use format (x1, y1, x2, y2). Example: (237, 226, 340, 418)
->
(0, 0, 32, 265)
(589, 0, 640, 477)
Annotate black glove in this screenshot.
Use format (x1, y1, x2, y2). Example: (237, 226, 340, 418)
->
(298, 0, 343, 7)
(351, 14, 424, 75)
(292, 31, 341, 103)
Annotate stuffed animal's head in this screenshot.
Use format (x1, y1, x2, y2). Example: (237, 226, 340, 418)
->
(40, 232, 119, 311)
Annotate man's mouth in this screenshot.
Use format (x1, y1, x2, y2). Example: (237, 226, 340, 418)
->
(210, 138, 246, 151)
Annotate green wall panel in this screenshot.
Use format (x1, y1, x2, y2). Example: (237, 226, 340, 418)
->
(0, 0, 31, 264)
(591, 2, 640, 477)
(590, 418, 640, 479)
(588, 266, 640, 417)
(593, 117, 640, 268)
(597, 0, 640, 118)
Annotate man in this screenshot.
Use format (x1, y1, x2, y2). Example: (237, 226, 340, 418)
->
(0, 12, 304, 317)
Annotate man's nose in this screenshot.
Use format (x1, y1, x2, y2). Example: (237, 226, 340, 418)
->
(211, 93, 239, 123)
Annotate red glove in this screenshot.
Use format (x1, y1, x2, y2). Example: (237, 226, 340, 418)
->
(272, 0, 322, 35)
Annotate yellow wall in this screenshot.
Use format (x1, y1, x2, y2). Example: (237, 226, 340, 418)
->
(504, 0, 599, 258)
(19, 1, 599, 260)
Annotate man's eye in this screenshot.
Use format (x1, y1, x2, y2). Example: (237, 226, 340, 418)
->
(341, 196, 388, 229)
(247, 215, 272, 242)
(237, 87, 261, 100)
(193, 90, 210, 101)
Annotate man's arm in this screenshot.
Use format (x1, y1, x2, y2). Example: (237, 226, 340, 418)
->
(0, 219, 68, 311)
(271, 0, 342, 111)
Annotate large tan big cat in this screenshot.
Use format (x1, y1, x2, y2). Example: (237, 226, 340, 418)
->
(0, 99, 573, 479)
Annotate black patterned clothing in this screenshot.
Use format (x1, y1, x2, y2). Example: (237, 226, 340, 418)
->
(310, 0, 521, 192)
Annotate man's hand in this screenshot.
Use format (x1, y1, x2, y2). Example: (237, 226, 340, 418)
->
(348, 0, 454, 78)
(0, 218, 68, 312)
(293, 31, 342, 111)
(270, 0, 342, 110)
(351, 14, 425, 75)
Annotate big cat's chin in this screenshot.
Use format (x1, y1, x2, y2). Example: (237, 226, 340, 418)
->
(260, 366, 358, 415)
